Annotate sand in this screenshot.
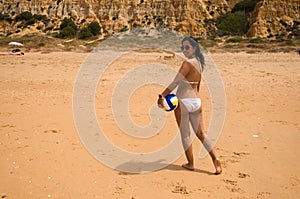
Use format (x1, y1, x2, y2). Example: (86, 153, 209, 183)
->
(0, 49, 300, 198)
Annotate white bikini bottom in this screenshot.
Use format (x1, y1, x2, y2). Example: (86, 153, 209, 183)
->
(180, 98, 201, 113)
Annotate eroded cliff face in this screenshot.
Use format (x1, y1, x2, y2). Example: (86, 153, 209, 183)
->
(247, 0, 300, 38)
(0, 0, 231, 37)
(0, 0, 299, 39)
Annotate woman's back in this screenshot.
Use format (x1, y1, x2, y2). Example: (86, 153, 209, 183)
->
(176, 58, 202, 98)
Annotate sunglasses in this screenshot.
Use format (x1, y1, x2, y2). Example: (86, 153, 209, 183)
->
(181, 45, 191, 51)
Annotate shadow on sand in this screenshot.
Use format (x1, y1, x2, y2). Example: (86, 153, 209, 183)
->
(115, 159, 215, 175)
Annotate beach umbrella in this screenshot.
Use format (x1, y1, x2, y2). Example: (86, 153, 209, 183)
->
(8, 42, 24, 47)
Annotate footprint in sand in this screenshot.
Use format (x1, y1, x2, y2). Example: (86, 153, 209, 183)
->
(284, 176, 300, 190)
(1, 124, 16, 128)
(223, 179, 243, 193)
(257, 192, 271, 198)
(114, 185, 124, 194)
(172, 184, 189, 195)
(233, 152, 250, 156)
(44, 129, 60, 134)
(223, 179, 237, 186)
(219, 151, 250, 168)
(238, 172, 250, 178)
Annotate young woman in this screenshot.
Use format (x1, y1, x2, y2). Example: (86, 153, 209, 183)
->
(158, 36, 222, 174)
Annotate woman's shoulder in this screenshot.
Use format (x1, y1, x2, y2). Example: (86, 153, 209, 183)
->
(183, 58, 196, 65)
(184, 58, 200, 69)
(181, 60, 193, 70)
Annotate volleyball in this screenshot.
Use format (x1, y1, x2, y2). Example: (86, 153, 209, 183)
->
(163, 94, 179, 111)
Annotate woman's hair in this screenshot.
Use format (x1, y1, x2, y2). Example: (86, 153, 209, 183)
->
(182, 36, 205, 71)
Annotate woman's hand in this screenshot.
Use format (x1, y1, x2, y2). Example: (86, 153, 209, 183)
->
(157, 95, 164, 109)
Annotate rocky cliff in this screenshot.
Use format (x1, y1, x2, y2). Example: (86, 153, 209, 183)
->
(0, 0, 299, 39)
(247, 0, 300, 38)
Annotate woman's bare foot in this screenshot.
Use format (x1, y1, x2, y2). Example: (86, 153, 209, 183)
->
(213, 159, 222, 175)
(182, 163, 195, 171)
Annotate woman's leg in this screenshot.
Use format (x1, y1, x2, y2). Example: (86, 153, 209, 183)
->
(190, 106, 222, 174)
(174, 103, 194, 170)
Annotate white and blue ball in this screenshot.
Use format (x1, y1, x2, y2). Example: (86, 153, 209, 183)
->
(163, 94, 179, 111)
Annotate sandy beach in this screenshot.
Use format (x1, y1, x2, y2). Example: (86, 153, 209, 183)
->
(1, 49, 300, 198)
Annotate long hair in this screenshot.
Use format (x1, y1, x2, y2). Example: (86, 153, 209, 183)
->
(182, 36, 205, 71)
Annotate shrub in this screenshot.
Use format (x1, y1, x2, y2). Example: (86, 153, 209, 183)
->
(15, 11, 33, 21)
(78, 27, 93, 39)
(87, 21, 101, 36)
(226, 37, 243, 43)
(33, 14, 49, 25)
(285, 40, 295, 46)
(58, 18, 78, 38)
(0, 13, 12, 23)
(33, 14, 47, 21)
(217, 11, 248, 36)
(52, 32, 60, 38)
(210, 0, 259, 37)
(17, 23, 24, 29)
(249, 37, 265, 43)
(292, 29, 300, 37)
(59, 26, 77, 38)
(38, 42, 45, 47)
(44, 26, 54, 32)
(25, 18, 36, 26)
(60, 17, 77, 31)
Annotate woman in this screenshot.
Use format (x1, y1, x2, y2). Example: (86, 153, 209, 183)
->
(157, 36, 222, 174)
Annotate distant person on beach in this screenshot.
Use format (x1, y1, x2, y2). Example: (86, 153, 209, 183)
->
(157, 36, 222, 174)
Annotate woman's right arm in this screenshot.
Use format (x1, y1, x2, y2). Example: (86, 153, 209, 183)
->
(161, 60, 191, 97)
(157, 60, 191, 107)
